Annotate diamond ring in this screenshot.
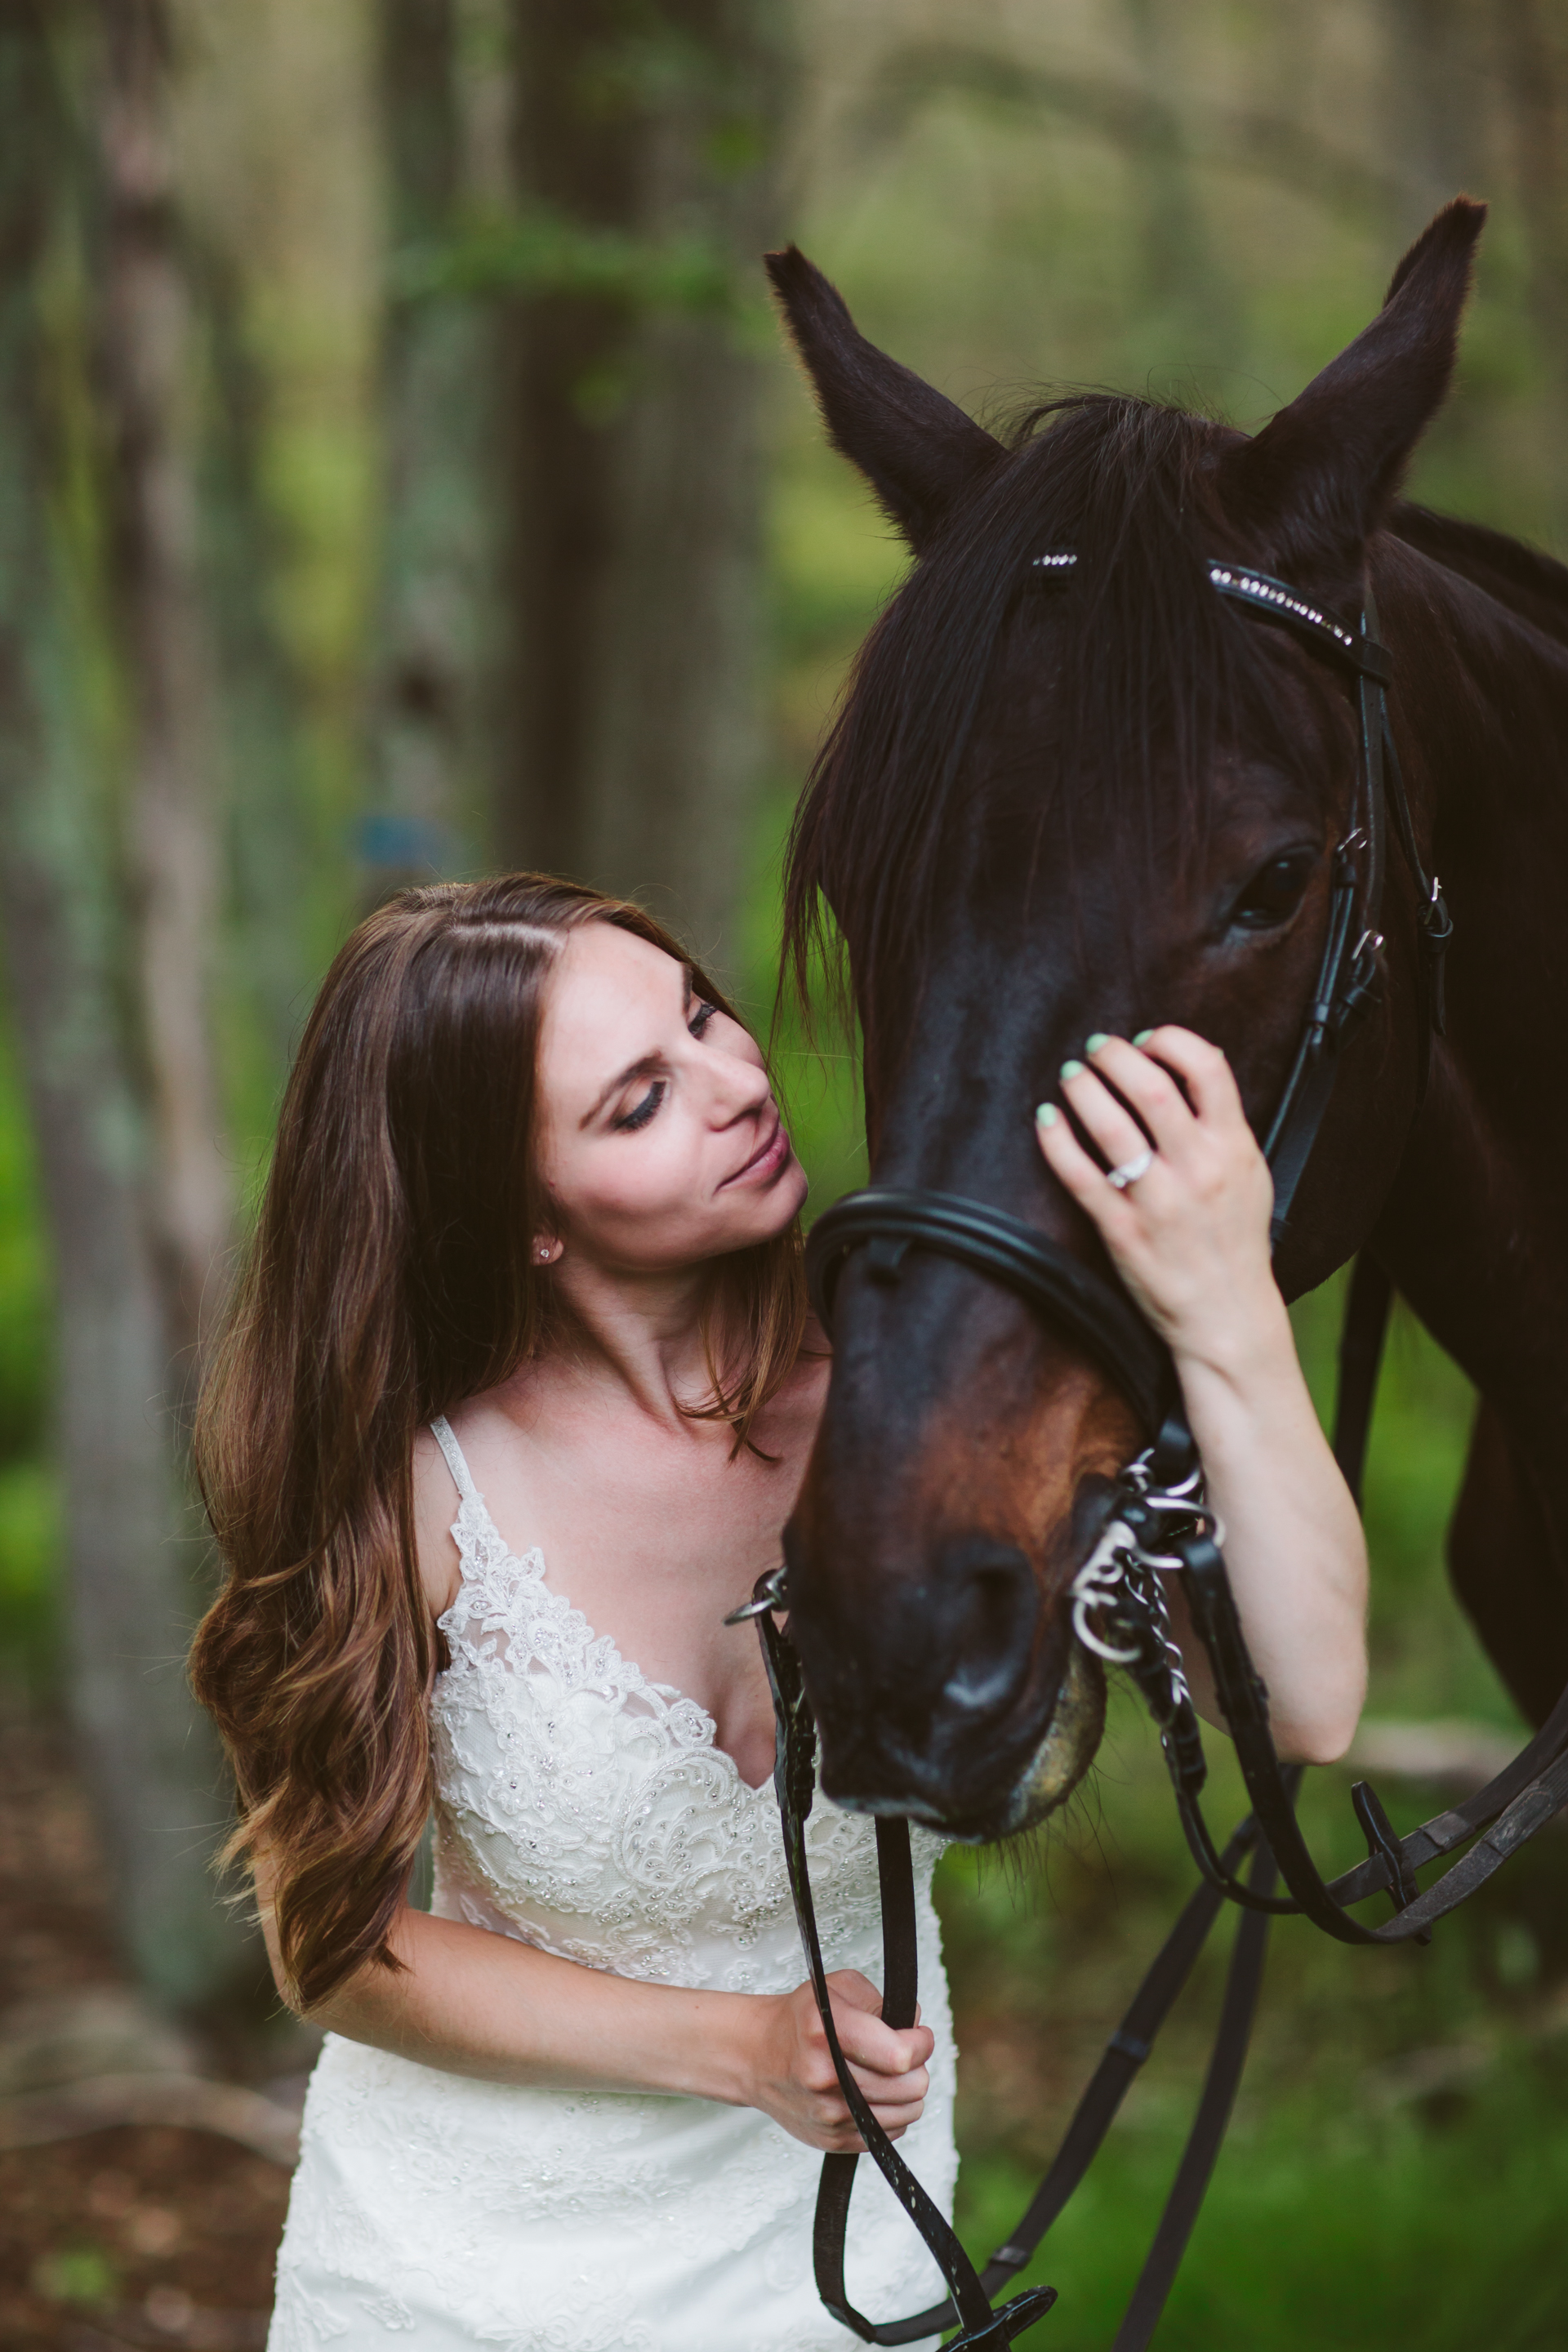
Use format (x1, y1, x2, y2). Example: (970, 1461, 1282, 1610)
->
(1106, 1149, 1154, 1191)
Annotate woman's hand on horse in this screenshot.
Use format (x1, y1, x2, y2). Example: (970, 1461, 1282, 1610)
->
(746, 1970, 933, 2153)
(1036, 1026, 1282, 1373)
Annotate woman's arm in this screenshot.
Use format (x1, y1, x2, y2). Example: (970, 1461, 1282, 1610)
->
(252, 1855, 932, 2153)
(1036, 1026, 1367, 1764)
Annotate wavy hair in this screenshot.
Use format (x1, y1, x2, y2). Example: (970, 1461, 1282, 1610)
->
(190, 874, 806, 2013)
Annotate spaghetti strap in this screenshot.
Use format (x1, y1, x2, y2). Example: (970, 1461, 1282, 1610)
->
(430, 1414, 482, 1506)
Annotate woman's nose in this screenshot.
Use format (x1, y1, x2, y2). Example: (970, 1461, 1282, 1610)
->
(709, 1052, 772, 1123)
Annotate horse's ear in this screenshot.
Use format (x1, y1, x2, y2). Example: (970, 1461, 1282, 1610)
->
(766, 246, 1004, 552)
(1219, 198, 1486, 581)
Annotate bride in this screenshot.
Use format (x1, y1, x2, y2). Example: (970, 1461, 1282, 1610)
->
(190, 871, 1367, 2351)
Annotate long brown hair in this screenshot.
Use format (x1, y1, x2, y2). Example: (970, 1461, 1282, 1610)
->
(190, 874, 807, 2013)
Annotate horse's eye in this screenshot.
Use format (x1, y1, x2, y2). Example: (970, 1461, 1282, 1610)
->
(1231, 849, 1316, 929)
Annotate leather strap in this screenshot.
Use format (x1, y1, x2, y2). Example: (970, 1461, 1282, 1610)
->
(1179, 1521, 1568, 1943)
(758, 1606, 1057, 2349)
(803, 1808, 1272, 2348)
(806, 1189, 1175, 1438)
(1110, 1824, 1282, 2352)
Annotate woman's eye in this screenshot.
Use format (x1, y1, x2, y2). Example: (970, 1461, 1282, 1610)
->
(688, 1000, 719, 1036)
(614, 1080, 666, 1133)
(1231, 850, 1316, 930)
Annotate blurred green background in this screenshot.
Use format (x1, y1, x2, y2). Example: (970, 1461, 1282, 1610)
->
(1, 1, 1566, 2343)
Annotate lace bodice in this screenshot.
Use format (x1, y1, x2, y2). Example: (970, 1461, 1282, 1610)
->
(427, 1414, 942, 1993)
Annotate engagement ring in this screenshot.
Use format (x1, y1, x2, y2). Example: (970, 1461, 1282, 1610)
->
(1106, 1149, 1154, 1191)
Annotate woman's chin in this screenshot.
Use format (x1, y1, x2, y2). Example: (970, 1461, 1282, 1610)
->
(710, 1152, 809, 1255)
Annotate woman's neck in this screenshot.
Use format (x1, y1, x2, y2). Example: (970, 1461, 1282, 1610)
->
(509, 1254, 724, 1432)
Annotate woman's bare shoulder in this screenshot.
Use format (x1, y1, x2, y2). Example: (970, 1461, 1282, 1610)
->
(411, 1423, 463, 1620)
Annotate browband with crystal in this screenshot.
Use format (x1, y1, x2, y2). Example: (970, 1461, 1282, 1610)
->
(1029, 551, 1392, 684)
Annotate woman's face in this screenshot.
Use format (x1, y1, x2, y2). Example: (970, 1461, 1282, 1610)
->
(534, 921, 808, 1271)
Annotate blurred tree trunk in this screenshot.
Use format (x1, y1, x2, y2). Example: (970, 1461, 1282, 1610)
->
(1496, 2, 1568, 531)
(1119, 0, 1239, 372)
(503, 0, 792, 980)
(0, 0, 256, 2016)
(363, 0, 503, 896)
(100, 0, 232, 1383)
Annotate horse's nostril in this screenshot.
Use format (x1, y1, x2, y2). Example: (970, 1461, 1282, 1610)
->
(938, 1541, 1039, 1713)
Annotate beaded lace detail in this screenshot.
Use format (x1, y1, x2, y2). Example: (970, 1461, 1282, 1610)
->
(426, 1414, 922, 1993)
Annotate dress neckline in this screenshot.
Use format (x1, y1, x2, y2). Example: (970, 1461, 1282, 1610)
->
(430, 1414, 774, 1799)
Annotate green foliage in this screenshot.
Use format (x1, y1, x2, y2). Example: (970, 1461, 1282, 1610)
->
(0, 1460, 60, 1693)
(0, 1013, 47, 1467)
(956, 2051, 1568, 2350)
(392, 205, 736, 316)
(0, 996, 58, 1702)
(30, 2243, 118, 2308)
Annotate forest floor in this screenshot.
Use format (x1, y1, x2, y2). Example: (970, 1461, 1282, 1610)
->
(0, 1708, 300, 2351)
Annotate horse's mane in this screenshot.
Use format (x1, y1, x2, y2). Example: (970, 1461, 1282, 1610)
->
(1388, 501, 1568, 648)
(782, 394, 1340, 1063)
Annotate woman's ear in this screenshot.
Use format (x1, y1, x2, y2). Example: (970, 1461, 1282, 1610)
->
(532, 1236, 564, 1266)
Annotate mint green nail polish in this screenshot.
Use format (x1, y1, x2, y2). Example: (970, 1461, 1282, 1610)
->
(1085, 1032, 1111, 1054)
(1059, 1059, 1085, 1081)
(1036, 1102, 1058, 1128)
(1133, 1029, 1154, 1047)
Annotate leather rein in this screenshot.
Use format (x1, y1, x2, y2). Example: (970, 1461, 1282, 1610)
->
(730, 559, 1568, 2347)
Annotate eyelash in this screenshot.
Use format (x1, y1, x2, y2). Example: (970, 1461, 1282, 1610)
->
(612, 1004, 719, 1132)
(616, 1083, 666, 1133)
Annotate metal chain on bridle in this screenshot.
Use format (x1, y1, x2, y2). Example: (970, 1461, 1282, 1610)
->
(728, 556, 1568, 2348)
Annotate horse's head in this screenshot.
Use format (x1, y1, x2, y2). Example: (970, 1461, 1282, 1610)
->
(773, 199, 1485, 1839)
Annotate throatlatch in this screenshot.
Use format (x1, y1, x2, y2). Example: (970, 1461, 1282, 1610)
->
(733, 553, 1568, 2346)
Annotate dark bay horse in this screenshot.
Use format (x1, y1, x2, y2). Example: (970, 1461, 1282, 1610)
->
(770, 198, 1568, 1841)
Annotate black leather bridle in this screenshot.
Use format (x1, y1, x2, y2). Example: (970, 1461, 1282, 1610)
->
(733, 558, 1568, 2347)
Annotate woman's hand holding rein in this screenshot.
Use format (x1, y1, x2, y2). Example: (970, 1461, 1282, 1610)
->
(747, 1971, 933, 2153)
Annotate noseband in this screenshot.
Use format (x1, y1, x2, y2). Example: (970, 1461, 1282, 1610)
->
(739, 557, 1568, 2348)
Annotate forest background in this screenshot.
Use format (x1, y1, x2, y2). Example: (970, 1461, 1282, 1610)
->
(0, 1, 1566, 2346)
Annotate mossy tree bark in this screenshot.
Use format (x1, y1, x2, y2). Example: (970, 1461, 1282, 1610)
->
(363, 0, 505, 899)
(0, 0, 258, 2018)
(501, 0, 793, 982)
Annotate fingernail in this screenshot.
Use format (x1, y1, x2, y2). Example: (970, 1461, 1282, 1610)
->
(1035, 1102, 1058, 1128)
(1059, 1059, 1085, 1080)
(1133, 1029, 1154, 1047)
(1085, 1032, 1111, 1054)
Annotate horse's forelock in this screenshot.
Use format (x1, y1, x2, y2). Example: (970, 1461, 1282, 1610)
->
(782, 394, 1348, 1077)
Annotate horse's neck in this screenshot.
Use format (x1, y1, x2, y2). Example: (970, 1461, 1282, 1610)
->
(1377, 546, 1568, 1443)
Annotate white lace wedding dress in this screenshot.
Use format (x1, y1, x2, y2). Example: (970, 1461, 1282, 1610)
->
(267, 1418, 957, 2351)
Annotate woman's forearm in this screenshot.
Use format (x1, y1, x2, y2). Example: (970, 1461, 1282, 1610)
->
(256, 1886, 933, 2154)
(302, 1904, 760, 2102)
(1169, 1291, 1368, 1763)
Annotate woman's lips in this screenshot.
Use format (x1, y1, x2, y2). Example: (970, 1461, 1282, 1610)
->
(723, 1116, 791, 1188)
